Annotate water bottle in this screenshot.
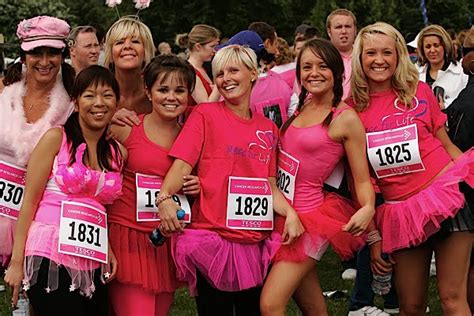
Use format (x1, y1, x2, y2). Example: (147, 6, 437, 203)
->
(371, 271, 392, 296)
(149, 209, 185, 247)
(12, 294, 29, 316)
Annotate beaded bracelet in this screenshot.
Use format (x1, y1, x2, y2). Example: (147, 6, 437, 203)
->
(155, 194, 172, 207)
(366, 229, 382, 246)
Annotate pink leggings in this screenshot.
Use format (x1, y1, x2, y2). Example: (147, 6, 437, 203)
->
(109, 281, 174, 316)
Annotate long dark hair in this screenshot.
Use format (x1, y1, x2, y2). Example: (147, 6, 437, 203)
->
(2, 48, 75, 96)
(64, 65, 122, 171)
(281, 38, 344, 135)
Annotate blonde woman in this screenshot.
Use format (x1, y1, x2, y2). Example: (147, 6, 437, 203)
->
(157, 45, 304, 315)
(350, 22, 474, 315)
(104, 16, 156, 125)
(176, 24, 221, 110)
(416, 24, 468, 109)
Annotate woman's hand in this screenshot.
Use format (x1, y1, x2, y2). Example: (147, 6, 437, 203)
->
(342, 205, 375, 236)
(182, 175, 200, 196)
(103, 243, 118, 283)
(4, 262, 24, 307)
(281, 209, 305, 245)
(369, 241, 394, 276)
(157, 198, 183, 233)
(111, 108, 140, 127)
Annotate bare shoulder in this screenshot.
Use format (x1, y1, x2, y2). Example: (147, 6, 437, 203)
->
(333, 103, 362, 128)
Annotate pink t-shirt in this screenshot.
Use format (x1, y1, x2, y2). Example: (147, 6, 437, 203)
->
(280, 107, 348, 213)
(341, 52, 352, 100)
(348, 82, 451, 200)
(169, 102, 279, 243)
(250, 72, 292, 128)
(270, 63, 296, 91)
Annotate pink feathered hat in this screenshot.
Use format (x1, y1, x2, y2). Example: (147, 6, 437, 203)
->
(16, 16, 70, 51)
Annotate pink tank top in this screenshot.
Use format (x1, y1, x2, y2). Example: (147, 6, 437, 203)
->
(31, 130, 123, 248)
(279, 107, 348, 213)
(107, 115, 175, 233)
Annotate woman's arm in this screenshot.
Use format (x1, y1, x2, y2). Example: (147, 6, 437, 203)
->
(336, 110, 375, 236)
(268, 177, 304, 245)
(191, 77, 221, 104)
(157, 159, 193, 233)
(4, 128, 62, 305)
(435, 126, 463, 159)
(109, 122, 133, 144)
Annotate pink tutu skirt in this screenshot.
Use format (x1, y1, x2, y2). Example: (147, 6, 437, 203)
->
(274, 193, 365, 262)
(172, 229, 280, 296)
(108, 223, 179, 294)
(0, 216, 15, 267)
(24, 221, 101, 297)
(376, 149, 474, 253)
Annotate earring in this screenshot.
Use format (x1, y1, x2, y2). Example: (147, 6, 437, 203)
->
(469, 60, 474, 76)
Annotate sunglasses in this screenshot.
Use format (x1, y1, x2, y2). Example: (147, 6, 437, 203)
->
(462, 46, 474, 57)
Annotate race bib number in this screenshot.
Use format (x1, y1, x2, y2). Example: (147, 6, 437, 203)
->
(277, 150, 299, 203)
(0, 161, 26, 220)
(367, 124, 425, 178)
(58, 201, 108, 264)
(226, 177, 273, 230)
(135, 173, 191, 222)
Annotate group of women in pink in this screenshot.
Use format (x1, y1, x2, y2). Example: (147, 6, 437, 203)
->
(1, 11, 473, 316)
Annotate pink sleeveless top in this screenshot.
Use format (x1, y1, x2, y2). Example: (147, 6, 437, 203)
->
(279, 107, 348, 213)
(24, 130, 122, 296)
(107, 114, 175, 233)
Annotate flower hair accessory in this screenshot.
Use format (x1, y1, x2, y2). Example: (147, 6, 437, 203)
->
(105, 0, 152, 18)
(106, 0, 122, 7)
(134, 0, 151, 9)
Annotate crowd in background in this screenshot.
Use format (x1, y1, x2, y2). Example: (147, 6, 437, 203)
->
(0, 8, 473, 316)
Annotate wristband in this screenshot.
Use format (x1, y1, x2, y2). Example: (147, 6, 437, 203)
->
(155, 194, 172, 207)
(367, 229, 382, 246)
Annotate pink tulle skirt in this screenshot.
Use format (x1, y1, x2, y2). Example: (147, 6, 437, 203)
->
(108, 223, 179, 294)
(376, 149, 474, 253)
(24, 221, 101, 297)
(274, 193, 365, 262)
(0, 216, 15, 267)
(172, 229, 280, 296)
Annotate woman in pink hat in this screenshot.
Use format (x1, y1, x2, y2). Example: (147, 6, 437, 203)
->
(0, 15, 75, 274)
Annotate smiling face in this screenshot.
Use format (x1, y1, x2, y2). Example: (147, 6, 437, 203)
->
(422, 35, 445, 68)
(76, 82, 117, 132)
(112, 35, 145, 70)
(215, 61, 257, 106)
(146, 72, 189, 121)
(327, 14, 356, 54)
(361, 33, 398, 92)
(299, 48, 334, 97)
(24, 47, 62, 86)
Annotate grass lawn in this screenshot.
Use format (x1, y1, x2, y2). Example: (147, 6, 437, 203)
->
(1, 249, 442, 315)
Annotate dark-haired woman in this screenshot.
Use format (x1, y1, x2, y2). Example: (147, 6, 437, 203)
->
(0, 16, 75, 270)
(4, 65, 124, 315)
(107, 55, 200, 316)
(260, 38, 375, 316)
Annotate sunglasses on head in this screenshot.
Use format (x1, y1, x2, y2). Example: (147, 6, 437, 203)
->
(462, 46, 474, 57)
